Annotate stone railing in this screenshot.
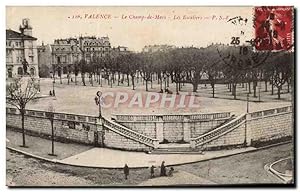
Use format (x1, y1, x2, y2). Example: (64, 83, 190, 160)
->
(190, 114, 246, 148)
(250, 106, 292, 119)
(102, 118, 159, 148)
(112, 112, 231, 122)
(6, 107, 98, 124)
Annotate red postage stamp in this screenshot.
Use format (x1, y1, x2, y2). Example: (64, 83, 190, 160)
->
(254, 6, 293, 51)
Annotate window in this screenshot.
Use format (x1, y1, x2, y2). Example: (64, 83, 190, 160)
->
(7, 68, 12, 78)
(29, 56, 34, 63)
(30, 67, 35, 75)
(18, 67, 23, 75)
(28, 49, 34, 55)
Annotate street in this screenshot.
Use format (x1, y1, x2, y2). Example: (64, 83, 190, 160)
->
(6, 143, 291, 186)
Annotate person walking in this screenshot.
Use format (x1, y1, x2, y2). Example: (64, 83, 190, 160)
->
(124, 164, 129, 180)
(160, 161, 167, 176)
(150, 165, 155, 178)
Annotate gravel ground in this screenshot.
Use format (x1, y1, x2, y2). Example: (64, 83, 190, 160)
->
(9, 78, 291, 118)
(6, 143, 292, 186)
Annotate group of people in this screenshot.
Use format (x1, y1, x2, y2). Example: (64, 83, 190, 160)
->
(158, 88, 173, 94)
(123, 161, 175, 180)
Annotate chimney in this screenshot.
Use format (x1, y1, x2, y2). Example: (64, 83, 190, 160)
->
(20, 18, 33, 36)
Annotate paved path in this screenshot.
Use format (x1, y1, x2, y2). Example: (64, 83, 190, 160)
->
(7, 129, 258, 169)
(138, 170, 216, 186)
(59, 146, 256, 168)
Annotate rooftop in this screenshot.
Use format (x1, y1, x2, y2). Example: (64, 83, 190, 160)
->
(6, 29, 37, 40)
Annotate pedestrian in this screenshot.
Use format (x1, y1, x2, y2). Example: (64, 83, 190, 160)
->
(168, 167, 174, 177)
(124, 163, 129, 180)
(49, 90, 52, 96)
(150, 165, 155, 178)
(160, 161, 167, 176)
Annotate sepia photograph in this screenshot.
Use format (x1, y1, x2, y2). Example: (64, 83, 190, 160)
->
(5, 5, 295, 187)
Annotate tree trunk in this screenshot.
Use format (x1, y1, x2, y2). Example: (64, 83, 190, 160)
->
(233, 84, 237, 99)
(167, 76, 169, 87)
(265, 80, 268, 92)
(151, 74, 153, 89)
(145, 80, 148, 91)
(193, 82, 198, 92)
(176, 82, 179, 94)
(127, 74, 130, 87)
(60, 75, 62, 84)
(118, 72, 120, 86)
(287, 82, 290, 93)
(110, 75, 113, 88)
(271, 81, 274, 95)
(81, 73, 86, 86)
(75, 75, 77, 85)
(253, 82, 257, 97)
(229, 83, 232, 92)
(277, 86, 281, 99)
(132, 76, 135, 90)
(248, 81, 251, 94)
(21, 110, 26, 147)
(212, 84, 215, 98)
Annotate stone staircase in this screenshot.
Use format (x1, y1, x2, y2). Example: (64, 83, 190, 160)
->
(102, 117, 159, 148)
(190, 114, 247, 148)
(105, 113, 247, 153)
(150, 143, 204, 154)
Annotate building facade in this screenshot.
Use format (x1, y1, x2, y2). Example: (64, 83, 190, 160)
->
(6, 18, 39, 78)
(38, 36, 129, 76)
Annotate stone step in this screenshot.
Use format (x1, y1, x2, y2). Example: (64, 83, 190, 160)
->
(150, 149, 204, 155)
(150, 143, 204, 154)
(158, 143, 191, 149)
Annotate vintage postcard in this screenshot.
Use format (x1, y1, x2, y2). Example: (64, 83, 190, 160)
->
(6, 6, 295, 187)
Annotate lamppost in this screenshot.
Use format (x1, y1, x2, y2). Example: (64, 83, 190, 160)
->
(95, 91, 105, 147)
(38, 79, 41, 92)
(95, 91, 102, 119)
(258, 81, 261, 102)
(46, 103, 56, 156)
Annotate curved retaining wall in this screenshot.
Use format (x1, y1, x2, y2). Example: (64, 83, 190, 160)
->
(6, 106, 293, 151)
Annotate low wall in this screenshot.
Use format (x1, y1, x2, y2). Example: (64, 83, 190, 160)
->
(6, 105, 293, 152)
(248, 106, 293, 145)
(112, 112, 232, 143)
(6, 108, 151, 151)
(196, 106, 293, 150)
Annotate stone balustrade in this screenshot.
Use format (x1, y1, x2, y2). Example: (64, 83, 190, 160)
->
(112, 112, 231, 122)
(191, 114, 247, 148)
(102, 118, 159, 148)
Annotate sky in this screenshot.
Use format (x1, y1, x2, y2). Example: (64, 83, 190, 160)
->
(6, 6, 254, 52)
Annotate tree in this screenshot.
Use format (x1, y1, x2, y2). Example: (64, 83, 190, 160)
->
(57, 66, 62, 84)
(79, 59, 87, 86)
(6, 77, 39, 147)
(140, 53, 154, 91)
(271, 52, 293, 99)
(74, 61, 79, 85)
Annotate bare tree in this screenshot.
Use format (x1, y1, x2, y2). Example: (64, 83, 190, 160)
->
(6, 77, 39, 147)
